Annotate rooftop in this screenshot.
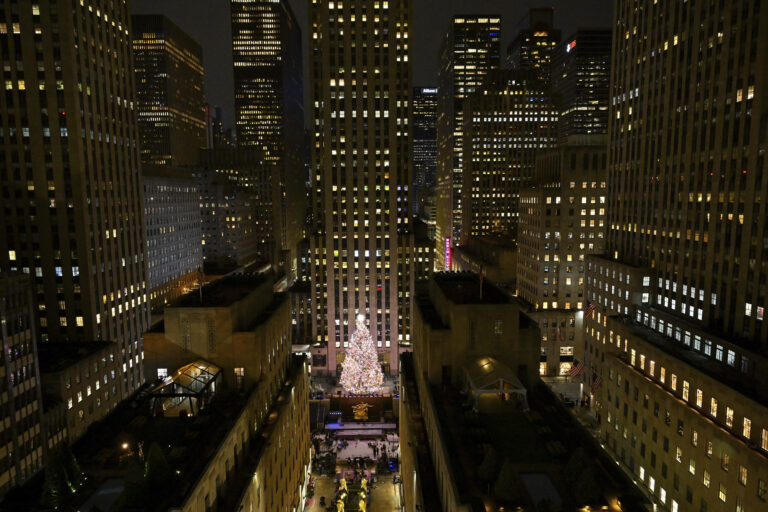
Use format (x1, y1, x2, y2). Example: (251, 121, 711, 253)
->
(434, 272, 509, 305)
(38, 341, 115, 373)
(612, 314, 768, 406)
(425, 380, 649, 510)
(171, 274, 268, 308)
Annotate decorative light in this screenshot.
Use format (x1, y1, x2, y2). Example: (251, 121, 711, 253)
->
(339, 315, 383, 395)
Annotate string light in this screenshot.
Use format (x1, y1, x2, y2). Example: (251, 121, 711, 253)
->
(339, 315, 384, 395)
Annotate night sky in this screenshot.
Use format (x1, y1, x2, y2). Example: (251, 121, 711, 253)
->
(131, 0, 613, 130)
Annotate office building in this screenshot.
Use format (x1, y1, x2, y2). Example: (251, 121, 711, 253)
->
(461, 70, 558, 244)
(38, 341, 123, 444)
(435, 16, 500, 268)
(0, 0, 149, 394)
(2, 277, 312, 512)
(132, 15, 206, 167)
(552, 29, 611, 144)
(399, 273, 651, 511)
(309, 0, 412, 375)
(143, 166, 203, 311)
(506, 8, 560, 88)
(231, 0, 306, 279)
(412, 87, 437, 216)
(517, 142, 608, 377)
(584, 1, 768, 511)
(0, 276, 45, 497)
(195, 150, 262, 271)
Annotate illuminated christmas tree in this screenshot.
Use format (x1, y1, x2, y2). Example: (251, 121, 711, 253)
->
(340, 315, 384, 395)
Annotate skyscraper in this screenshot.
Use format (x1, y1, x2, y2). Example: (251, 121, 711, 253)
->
(143, 166, 203, 310)
(309, 0, 411, 375)
(552, 29, 611, 144)
(132, 15, 206, 167)
(412, 87, 437, 216)
(514, 28, 611, 379)
(435, 16, 500, 269)
(517, 142, 608, 377)
(0, 0, 149, 393)
(506, 8, 560, 88)
(231, 0, 306, 280)
(461, 70, 558, 244)
(0, 276, 44, 496)
(585, 1, 768, 510)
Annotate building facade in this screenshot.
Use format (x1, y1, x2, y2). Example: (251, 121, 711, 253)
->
(552, 29, 611, 144)
(309, 0, 412, 375)
(143, 166, 203, 311)
(584, 1, 768, 511)
(412, 87, 437, 216)
(231, 0, 306, 280)
(435, 16, 500, 269)
(0, 0, 149, 394)
(38, 341, 123, 444)
(505, 8, 560, 88)
(132, 14, 206, 167)
(195, 148, 276, 271)
(517, 143, 608, 377)
(0, 276, 45, 497)
(461, 70, 558, 244)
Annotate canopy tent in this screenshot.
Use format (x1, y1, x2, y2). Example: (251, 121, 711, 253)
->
(149, 360, 221, 417)
(462, 357, 529, 412)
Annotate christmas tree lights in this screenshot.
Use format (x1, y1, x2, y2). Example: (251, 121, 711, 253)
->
(339, 315, 384, 395)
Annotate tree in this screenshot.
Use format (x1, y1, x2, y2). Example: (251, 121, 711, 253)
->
(116, 459, 148, 511)
(339, 315, 384, 395)
(40, 453, 70, 509)
(144, 443, 172, 489)
(573, 465, 602, 506)
(476, 445, 500, 483)
(493, 457, 525, 504)
(564, 447, 591, 484)
(60, 444, 83, 489)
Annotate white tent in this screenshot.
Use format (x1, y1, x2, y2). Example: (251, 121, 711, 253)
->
(463, 357, 529, 411)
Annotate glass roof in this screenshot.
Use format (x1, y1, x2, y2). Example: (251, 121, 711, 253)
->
(152, 360, 221, 395)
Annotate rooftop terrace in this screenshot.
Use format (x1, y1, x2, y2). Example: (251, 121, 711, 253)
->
(424, 380, 649, 510)
(434, 272, 510, 305)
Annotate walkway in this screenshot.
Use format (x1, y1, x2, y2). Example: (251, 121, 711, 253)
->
(306, 475, 400, 512)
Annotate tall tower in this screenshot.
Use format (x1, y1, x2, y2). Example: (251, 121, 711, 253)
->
(309, 0, 412, 376)
(0, 0, 149, 393)
(412, 87, 437, 216)
(435, 16, 500, 269)
(584, 1, 768, 510)
(132, 15, 206, 166)
(461, 70, 558, 244)
(506, 8, 560, 89)
(231, 0, 305, 278)
(552, 29, 611, 144)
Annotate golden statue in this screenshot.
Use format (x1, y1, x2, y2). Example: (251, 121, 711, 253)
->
(361, 477, 368, 491)
(352, 402, 373, 420)
(339, 477, 348, 492)
(359, 497, 366, 512)
(337, 499, 344, 512)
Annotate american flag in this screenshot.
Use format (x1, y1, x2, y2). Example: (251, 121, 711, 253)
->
(585, 302, 596, 318)
(556, 325, 564, 341)
(591, 373, 603, 394)
(569, 359, 584, 377)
